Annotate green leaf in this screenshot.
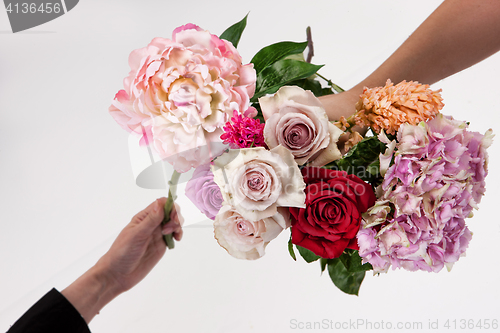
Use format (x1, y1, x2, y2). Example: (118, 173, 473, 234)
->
(367, 159, 380, 176)
(321, 87, 336, 97)
(288, 76, 337, 98)
(287, 77, 323, 97)
(320, 258, 328, 274)
(301, 77, 323, 96)
(288, 236, 297, 261)
(249, 102, 265, 124)
(297, 245, 321, 263)
(316, 73, 345, 94)
(250, 41, 308, 75)
(327, 258, 366, 295)
(291, 78, 338, 97)
(219, 14, 248, 48)
(339, 250, 373, 273)
(252, 59, 323, 102)
(336, 136, 387, 185)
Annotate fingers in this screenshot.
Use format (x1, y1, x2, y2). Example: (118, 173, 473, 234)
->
(172, 229, 183, 242)
(162, 203, 184, 241)
(131, 198, 183, 242)
(133, 197, 168, 232)
(172, 203, 184, 226)
(170, 203, 184, 241)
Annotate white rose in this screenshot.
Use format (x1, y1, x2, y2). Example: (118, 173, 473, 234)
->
(214, 205, 290, 260)
(212, 146, 305, 221)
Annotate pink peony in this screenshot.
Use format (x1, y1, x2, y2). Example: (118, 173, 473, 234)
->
(358, 114, 492, 273)
(109, 24, 256, 172)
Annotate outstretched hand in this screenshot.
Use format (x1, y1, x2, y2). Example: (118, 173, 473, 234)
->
(61, 198, 183, 323)
(95, 198, 183, 292)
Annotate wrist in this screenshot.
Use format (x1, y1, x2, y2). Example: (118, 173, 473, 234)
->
(61, 263, 123, 323)
(320, 89, 361, 121)
(92, 262, 126, 300)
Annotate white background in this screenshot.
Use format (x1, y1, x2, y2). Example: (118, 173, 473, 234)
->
(1, 1, 499, 332)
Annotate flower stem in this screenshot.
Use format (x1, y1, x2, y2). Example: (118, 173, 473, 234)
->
(162, 170, 181, 249)
(316, 73, 345, 93)
(305, 26, 314, 63)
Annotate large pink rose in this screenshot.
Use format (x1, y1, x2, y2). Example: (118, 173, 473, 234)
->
(260, 86, 343, 166)
(109, 24, 256, 172)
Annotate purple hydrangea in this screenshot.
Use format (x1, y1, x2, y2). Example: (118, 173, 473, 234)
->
(358, 114, 493, 273)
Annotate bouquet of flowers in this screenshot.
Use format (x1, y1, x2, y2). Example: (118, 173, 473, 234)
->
(109, 16, 493, 295)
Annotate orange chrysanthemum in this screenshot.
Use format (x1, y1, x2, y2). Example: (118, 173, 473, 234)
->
(354, 80, 444, 135)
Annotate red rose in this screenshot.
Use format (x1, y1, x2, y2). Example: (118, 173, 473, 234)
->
(290, 167, 376, 259)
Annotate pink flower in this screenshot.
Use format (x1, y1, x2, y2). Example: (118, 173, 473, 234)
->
(259, 86, 343, 166)
(220, 109, 265, 148)
(109, 24, 256, 172)
(185, 164, 223, 220)
(212, 146, 306, 222)
(397, 122, 429, 157)
(214, 205, 290, 260)
(359, 115, 492, 273)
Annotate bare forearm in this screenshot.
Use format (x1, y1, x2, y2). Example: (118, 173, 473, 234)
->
(324, 0, 500, 121)
(356, 0, 500, 90)
(61, 264, 122, 324)
(59, 199, 182, 324)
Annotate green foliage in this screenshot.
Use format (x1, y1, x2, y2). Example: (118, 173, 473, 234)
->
(252, 75, 334, 120)
(294, 245, 371, 295)
(287, 76, 335, 98)
(250, 41, 308, 75)
(220, 14, 248, 48)
(339, 249, 373, 273)
(297, 245, 321, 263)
(248, 40, 325, 102)
(252, 59, 323, 101)
(334, 136, 387, 186)
(288, 236, 297, 261)
(327, 258, 366, 296)
(222, 18, 344, 116)
(321, 250, 372, 295)
(320, 258, 328, 274)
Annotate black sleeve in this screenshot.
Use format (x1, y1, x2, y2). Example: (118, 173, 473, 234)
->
(6, 288, 91, 333)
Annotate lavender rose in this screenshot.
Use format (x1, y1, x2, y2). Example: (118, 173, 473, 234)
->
(185, 164, 223, 220)
(259, 86, 343, 166)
